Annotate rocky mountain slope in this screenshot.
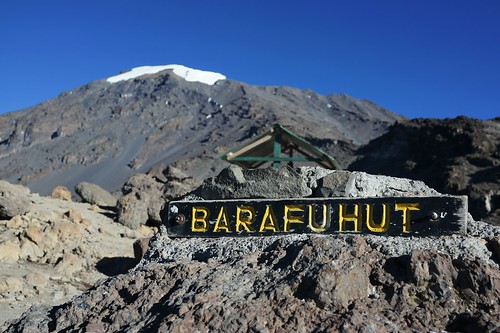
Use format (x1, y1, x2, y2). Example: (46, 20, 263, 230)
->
(0, 65, 402, 196)
(3, 167, 499, 332)
(350, 117, 500, 225)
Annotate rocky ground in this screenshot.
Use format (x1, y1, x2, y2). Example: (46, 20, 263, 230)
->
(0, 165, 199, 328)
(0, 180, 155, 327)
(2, 166, 499, 332)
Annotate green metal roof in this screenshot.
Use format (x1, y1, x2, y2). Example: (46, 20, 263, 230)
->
(221, 124, 340, 169)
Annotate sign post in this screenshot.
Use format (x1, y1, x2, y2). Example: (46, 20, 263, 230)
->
(165, 196, 468, 237)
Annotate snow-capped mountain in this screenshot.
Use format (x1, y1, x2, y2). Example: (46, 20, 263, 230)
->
(0, 64, 403, 194)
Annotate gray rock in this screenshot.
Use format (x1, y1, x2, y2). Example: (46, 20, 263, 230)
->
(196, 165, 312, 199)
(0, 180, 31, 219)
(75, 182, 117, 207)
(315, 170, 440, 198)
(121, 173, 161, 195)
(162, 166, 202, 200)
(116, 192, 150, 229)
(117, 174, 164, 228)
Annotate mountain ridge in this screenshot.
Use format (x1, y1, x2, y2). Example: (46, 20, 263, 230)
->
(0, 66, 403, 195)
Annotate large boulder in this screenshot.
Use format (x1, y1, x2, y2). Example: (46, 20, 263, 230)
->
(117, 174, 164, 229)
(75, 182, 117, 207)
(196, 165, 312, 199)
(314, 170, 439, 197)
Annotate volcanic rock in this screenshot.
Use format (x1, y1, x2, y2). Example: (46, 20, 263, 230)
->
(4, 167, 499, 332)
(350, 116, 500, 225)
(196, 165, 312, 199)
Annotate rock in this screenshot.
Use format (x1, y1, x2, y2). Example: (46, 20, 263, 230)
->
(0, 241, 21, 263)
(6, 215, 24, 229)
(161, 166, 202, 200)
(0, 181, 31, 219)
(64, 209, 84, 224)
(197, 165, 311, 199)
(51, 186, 72, 201)
(349, 117, 500, 225)
(75, 182, 117, 207)
(133, 237, 151, 262)
(117, 174, 164, 228)
(19, 240, 44, 262)
(162, 165, 191, 182)
(55, 253, 85, 277)
(0, 277, 23, 294)
(313, 170, 351, 197)
(121, 173, 161, 195)
(117, 192, 151, 229)
(25, 272, 49, 288)
(489, 236, 500, 264)
(315, 170, 439, 198)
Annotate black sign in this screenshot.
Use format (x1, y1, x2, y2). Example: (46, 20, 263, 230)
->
(165, 196, 467, 237)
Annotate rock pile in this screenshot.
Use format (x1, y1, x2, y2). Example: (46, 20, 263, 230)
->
(3, 166, 499, 332)
(0, 181, 154, 327)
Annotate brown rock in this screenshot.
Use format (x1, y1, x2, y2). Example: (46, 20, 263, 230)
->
(51, 185, 72, 201)
(133, 237, 151, 262)
(312, 263, 371, 310)
(117, 174, 165, 228)
(116, 192, 149, 229)
(24, 226, 43, 245)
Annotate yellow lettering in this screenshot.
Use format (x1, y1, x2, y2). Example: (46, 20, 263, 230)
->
(284, 205, 305, 231)
(236, 206, 255, 232)
(366, 203, 391, 233)
(339, 204, 362, 232)
(191, 206, 209, 232)
(259, 205, 279, 232)
(395, 203, 420, 233)
(308, 204, 330, 232)
(214, 206, 231, 233)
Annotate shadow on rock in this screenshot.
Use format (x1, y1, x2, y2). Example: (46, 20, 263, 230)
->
(96, 257, 137, 276)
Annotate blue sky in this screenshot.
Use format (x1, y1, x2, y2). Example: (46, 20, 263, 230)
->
(1, 0, 499, 119)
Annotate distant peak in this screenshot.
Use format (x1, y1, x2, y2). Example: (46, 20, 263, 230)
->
(106, 64, 226, 85)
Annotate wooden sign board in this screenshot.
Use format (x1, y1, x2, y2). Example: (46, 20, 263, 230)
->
(165, 196, 468, 237)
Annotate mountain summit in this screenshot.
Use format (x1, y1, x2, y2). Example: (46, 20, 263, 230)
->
(0, 64, 403, 195)
(106, 65, 226, 85)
